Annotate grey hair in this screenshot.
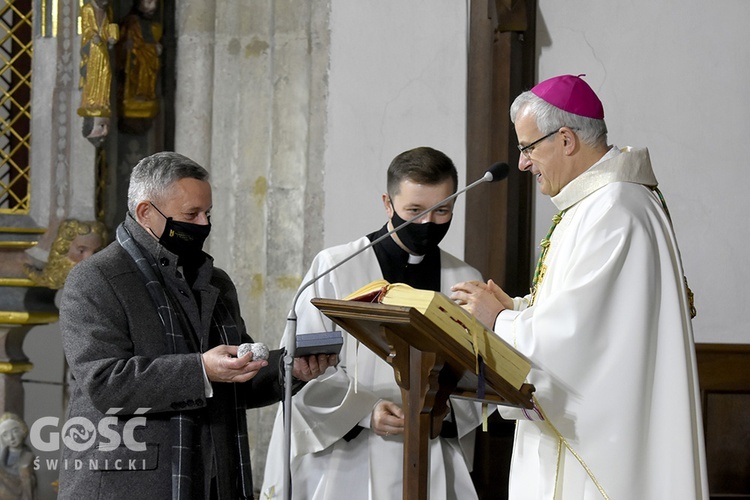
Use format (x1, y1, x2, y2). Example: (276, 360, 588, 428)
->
(510, 91, 608, 148)
(127, 152, 209, 214)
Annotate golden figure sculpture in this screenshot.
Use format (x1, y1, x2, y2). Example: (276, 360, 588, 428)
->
(77, 0, 119, 119)
(24, 219, 108, 290)
(117, 0, 162, 132)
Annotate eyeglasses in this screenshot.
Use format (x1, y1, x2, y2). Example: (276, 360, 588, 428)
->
(517, 129, 559, 158)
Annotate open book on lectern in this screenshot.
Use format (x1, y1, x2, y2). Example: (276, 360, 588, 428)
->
(344, 280, 531, 391)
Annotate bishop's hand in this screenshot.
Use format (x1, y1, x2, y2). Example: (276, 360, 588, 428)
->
(450, 279, 511, 330)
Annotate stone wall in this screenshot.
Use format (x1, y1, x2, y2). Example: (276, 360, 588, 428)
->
(173, 0, 330, 486)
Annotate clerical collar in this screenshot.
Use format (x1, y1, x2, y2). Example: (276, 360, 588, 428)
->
(408, 254, 425, 264)
(366, 224, 441, 291)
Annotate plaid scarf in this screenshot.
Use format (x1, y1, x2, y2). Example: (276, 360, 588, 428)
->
(117, 223, 253, 499)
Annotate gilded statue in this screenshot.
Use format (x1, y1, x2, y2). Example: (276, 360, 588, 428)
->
(77, 0, 119, 120)
(117, 0, 162, 133)
(24, 220, 108, 290)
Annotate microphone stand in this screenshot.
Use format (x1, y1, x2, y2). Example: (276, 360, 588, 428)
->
(280, 166, 504, 500)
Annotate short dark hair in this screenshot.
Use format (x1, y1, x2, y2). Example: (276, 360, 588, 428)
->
(127, 152, 209, 213)
(386, 147, 458, 197)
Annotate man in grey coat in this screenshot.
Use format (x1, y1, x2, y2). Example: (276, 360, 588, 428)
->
(58, 152, 336, 499)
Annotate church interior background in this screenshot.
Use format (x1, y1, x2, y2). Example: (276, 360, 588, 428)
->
(1, 0, 749, 498)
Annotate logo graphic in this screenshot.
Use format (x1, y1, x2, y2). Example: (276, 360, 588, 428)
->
(30, 408, 150, 453)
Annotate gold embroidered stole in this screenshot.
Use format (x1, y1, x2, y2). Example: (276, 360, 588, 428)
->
(530, 209, 567, 306)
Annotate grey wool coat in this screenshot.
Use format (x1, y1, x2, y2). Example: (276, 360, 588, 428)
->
(58, 215, 292, 500)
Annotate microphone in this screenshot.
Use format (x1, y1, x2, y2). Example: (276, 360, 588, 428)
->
(279, 161, 509, 500)
(484, 161, 510, 183)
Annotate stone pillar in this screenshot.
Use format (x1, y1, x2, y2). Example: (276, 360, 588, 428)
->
(30, 0, 99, 261)
(174, 0, 330, 489)
(173, 0, 216, 166)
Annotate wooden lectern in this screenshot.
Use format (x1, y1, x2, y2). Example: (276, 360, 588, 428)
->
(311, 298, 535, 500)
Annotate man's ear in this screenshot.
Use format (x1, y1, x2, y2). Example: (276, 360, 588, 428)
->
(382, 193, 394, 218)
(134, 201, 152, 227)
(560, 126, 579, 156)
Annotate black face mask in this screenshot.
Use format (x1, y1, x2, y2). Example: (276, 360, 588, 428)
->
(150, 203, 211, 263)
(390, 208, 451, 255)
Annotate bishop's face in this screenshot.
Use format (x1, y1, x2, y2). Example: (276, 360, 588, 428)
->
(515, 110, 579, 197)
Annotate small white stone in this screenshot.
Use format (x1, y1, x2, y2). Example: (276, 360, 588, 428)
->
(238, 342, 269, 361)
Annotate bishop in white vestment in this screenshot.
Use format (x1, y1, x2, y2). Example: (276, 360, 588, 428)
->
(451, 75, 709, 499)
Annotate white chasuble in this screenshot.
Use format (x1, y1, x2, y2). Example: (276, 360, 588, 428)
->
(495, 147, 708, 499)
